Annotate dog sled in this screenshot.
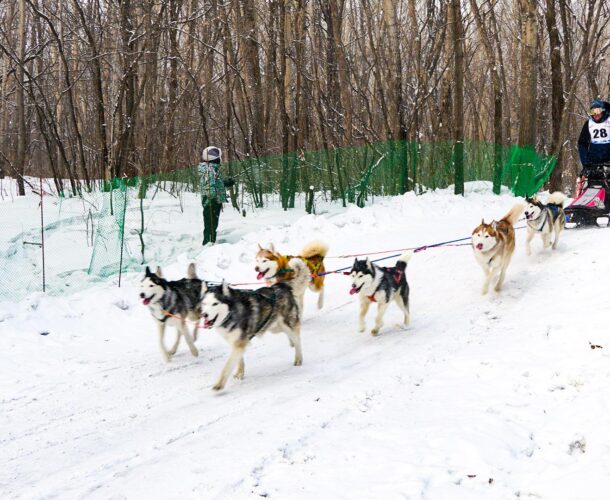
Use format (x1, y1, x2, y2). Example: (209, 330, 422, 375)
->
(565, 164, 610, 228)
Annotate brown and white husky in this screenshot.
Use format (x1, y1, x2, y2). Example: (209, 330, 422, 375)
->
(254, 240, 328, 310)
(471, 203, 524, 295)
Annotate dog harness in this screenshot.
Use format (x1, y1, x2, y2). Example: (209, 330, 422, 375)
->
(528, 210, 548, 232)
(367, 267, 403, 302)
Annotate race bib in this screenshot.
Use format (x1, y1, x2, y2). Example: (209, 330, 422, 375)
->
(589, 118, 610, 144)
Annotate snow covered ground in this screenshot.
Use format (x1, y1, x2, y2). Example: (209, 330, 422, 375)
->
(2, 181, 610, 499)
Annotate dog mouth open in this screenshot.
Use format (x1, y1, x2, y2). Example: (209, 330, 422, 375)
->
(349, 283, 364, 295)
(141, 294, 154, 305)
(525, 212, 533, 220)
(256, 268, 269, 280)
(203, 315, 218, 328)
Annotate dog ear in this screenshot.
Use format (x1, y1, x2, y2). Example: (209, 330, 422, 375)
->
(200, 281, 208, 298)
(257, 243, 263, 250)
(221, 279, 231, 297)
(156, 266, 163, 278)
(269, 242, 276, 253)
(145, 266, 151, 276)
(481, 218, 485, 225)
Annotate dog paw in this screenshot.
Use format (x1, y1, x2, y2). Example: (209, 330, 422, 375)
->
(294, 358, 303, 366)
(234, 372, 244, 380)
(358, 324, 366, 333)
(370, 329, 379, 336)
(212, 382, 225, 391)
(190, 348, 199, 357)
(162, 352, 172, 362)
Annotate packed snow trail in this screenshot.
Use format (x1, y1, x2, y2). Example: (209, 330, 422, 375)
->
(2, 188, 610, 499)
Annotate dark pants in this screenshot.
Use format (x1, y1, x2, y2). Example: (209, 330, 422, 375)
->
(202, 197, 222, 244)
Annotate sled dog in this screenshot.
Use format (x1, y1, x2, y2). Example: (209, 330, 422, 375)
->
(201, 258, 310, 391)
(348, 251, 412, 336)
(524, 191, 566, 255)
(254, 240, 328, 310)
(471, 203, 524, 294)
(140, 264, 201, 361)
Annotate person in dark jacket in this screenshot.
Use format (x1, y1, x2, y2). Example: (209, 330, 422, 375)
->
(198, 146, 234, 245)
(578, 99, 610, 171)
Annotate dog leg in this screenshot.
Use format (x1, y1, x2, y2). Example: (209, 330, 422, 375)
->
(285, 325, 303, 366)
(494, 260, 510, 292)
(168, 330, 181, 355)
(358, 296, 370, 332)
(157, 322, 171, 362)
(525, 230, 535, 256)
(395, 295, 410, 327)
(552, 224, 562, 250)
(213, 342, 247, 391)
(482, 269, 492, 295)
(180, 320, 199, 357)
(371, 303, 389, 336)
(234, 357, 245, 380)
(542, 233, 552, 249)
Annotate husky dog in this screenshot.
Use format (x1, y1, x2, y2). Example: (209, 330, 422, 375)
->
(524, 191, 566, 255)
(254, 240, 329, 310)
(349, 251, 413, 336)
(471, 203, 524, 295)
(201, 258, 310, 391)
(140, 264, 201, 361)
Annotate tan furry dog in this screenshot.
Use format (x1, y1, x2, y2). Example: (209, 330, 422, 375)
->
(255, 241, 329, 310)
(471, 203, 524, 295)
(524, 191, 566, 255)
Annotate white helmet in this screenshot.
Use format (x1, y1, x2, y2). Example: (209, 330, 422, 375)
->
(202, 146, 222, 162)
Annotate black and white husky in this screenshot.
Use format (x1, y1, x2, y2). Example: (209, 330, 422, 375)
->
(524, 191, 566, 255)
(201, 258, 310, 391)
(349, 251, 413, 336)
(140, 264, 201, 361)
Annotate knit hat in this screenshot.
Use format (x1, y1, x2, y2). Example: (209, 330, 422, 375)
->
(202, 146, 222, 163)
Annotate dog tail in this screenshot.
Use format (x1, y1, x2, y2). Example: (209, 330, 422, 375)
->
(287, 257, 311, 294)
(300, 240, 329, 259)
(396, 250, 414, 270)
(547, 191, 566, 206)
(501, 202, 525, 225)
(187, 262, 198, 279)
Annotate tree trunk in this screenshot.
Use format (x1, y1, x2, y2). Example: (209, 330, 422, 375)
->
(545, 0, 565, 192)
(16, 0, 26, 195)
(452, 0, 464, 195)
(517, 0, 538, 148)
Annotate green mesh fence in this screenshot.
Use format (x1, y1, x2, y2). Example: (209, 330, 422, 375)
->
(0, 141, 555, 301)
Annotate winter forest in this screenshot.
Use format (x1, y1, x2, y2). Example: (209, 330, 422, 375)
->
(0, 0, 609, 196)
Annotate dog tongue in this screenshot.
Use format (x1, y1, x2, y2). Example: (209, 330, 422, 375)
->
(349, 288, 358, 295)
(143, 298, 151, 305)
(257, 271, 265, 280)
